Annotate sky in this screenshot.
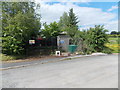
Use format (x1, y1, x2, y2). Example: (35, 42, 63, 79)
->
(35, 0, 119, 33)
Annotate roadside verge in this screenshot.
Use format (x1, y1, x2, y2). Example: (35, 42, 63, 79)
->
(1, 53, 108, 71)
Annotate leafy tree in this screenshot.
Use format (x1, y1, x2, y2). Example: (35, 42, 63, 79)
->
(58, 12, 69, 31)
(58, 8, 79, 44)
(80, 30, 95, 54)
(110, 31, 118, 35)
(2, 2, 41, 55)
(89, 25, 109, 51)
(41, 22, 61, 39)
(118, 31, 120, 35)
(81, 25, 111, 54)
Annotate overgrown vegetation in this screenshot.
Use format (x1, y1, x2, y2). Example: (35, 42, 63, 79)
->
(1, 3, 116, 61)
(1, 54, 25, 61)
(2, 2, 41, 55)
(78, 25, 112, 54)
(57, 9, 112, 54)
(41, 22, 61, 38)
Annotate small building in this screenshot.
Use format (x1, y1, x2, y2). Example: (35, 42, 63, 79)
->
(57, 32, 70, 52)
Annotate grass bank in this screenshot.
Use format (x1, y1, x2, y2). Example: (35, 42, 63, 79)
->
(105, 37, 120, 53)
(1, 54, 26, 61)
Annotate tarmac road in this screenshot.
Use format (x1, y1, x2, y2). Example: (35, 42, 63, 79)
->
(2, 54, 118, 88)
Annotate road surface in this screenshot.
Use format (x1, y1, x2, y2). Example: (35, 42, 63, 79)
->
(2, 54, 118, 88)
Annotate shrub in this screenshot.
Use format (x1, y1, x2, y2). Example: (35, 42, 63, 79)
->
(2, 36, 24, 55)
(80, 25, 111, 54)
(101, 47, 113, 54)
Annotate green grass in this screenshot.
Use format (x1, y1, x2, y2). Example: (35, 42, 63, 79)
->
(105, 37, 120, 53)
(108, 38, 118, 44)
(1, 54, 25, 61)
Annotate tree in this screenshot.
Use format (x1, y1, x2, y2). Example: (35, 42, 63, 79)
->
(41, 22, 61, 39)
(118, 31, 120, 35)
(68, 8, 79, 27)
(90, 25, 109, 51)
(67, 8, 79, 39)
(2, 2, 41, 55)
(110, 31, 118, 35)
(58, 12, 69, 32)
(81, 25, 111, 54)
(58, 8, 79, 44)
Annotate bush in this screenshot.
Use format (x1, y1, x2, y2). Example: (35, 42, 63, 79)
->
(101, 47, 113, 54)
(2, 2, 41, 55)
(2, 36, 24, 55)
(1, 54, 25, 61)
(80, 25, 111, 54)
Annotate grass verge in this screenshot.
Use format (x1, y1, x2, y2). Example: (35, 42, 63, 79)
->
(1, 54, 25, 61)
(105, 37, 120, 53)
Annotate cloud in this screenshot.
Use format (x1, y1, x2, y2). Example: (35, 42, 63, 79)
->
(35, 0, 92, 3)
(35, 0, 119, 2)
(35, 1, 118, 32)
(104, 20, 118, 32)
(108, 5, 118, 12)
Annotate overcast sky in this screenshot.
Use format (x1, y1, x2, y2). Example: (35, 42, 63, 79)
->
(35, 0, 119, 33)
